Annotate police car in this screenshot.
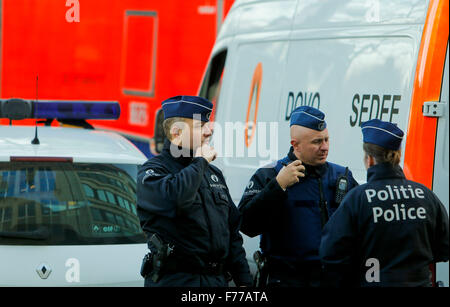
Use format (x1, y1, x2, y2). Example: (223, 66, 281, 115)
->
(0, 99, 148, 286)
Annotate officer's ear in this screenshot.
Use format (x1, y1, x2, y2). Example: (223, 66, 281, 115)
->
(169, 120, 186, 140)
(169, 125, 179, 140)
(290, 138, 300, 149)
(290, 125, 305, 150)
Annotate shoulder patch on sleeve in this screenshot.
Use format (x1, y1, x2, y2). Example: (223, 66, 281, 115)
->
(243, 182, 261, 196)
(139, 158, 169, 183)
(145, 168, 162, 177)
(141, 168, 166, 184)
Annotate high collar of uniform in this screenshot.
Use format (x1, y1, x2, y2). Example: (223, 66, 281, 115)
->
(162, 138, 195, 166)
(367, 162, 405, 182)
(286, 146, 328, 178)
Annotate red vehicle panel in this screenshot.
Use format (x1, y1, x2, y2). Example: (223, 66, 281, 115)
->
(0, 0, 234, 156)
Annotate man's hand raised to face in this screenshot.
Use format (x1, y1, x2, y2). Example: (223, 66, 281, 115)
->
(195, 143, 217, 163)
(276, 160, 306, 190)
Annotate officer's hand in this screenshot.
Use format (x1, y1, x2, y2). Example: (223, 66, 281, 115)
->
(195, 143, 217, 163)
(276, 160, 305, 190)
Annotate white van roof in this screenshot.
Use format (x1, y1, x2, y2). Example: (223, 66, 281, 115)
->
(218, 0, 429, 42)
(0, 126, 147, 164)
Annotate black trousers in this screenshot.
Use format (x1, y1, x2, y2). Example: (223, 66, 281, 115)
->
(144, 272, 228, 287)
(267, 260, 322, 287)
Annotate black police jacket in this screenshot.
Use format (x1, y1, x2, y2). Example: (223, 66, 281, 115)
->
(238, 147, 358, 263)
(137, 139, 252, 286)
(320, 163, 450, 287)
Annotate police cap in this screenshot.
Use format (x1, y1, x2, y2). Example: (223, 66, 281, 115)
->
(361, 119, 404, 150)
(290, 106, 326, 131)
(162, 96, 213, 122)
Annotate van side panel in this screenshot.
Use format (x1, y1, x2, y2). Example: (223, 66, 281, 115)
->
(279, 33, 419, 184)
(221, 39, 290, 192)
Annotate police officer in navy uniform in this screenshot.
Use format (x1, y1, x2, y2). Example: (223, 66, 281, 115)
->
(319, 119, 449, 287)
(238, 106, 359, 287)
(137, 96, 252, 287)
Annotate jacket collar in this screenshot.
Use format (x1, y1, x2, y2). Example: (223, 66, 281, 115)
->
(286, 146, 328, 178)
(162, 138, 195, 166)
(367, 163, 405, 183)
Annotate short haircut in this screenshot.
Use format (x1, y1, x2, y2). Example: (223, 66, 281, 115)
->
(363, 143, 401, 166)
(162, 117, 188, 140)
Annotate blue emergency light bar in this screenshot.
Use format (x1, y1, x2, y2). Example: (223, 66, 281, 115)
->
(0, 98, 120, 120)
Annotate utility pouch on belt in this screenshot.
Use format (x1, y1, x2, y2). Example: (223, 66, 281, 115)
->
(140, 252, 153, 278)
(149, 233, 174, 283)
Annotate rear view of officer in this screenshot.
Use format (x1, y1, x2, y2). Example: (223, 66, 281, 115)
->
(320, 119, 449, 287)
(137, 96, 252, 287)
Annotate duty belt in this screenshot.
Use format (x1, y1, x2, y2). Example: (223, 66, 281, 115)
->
(267, 257, 322, 273)
(165, 258, 225, 275)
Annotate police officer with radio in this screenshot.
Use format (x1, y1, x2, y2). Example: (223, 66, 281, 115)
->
(137, 95, 252, 287)
(238, 106, 359, 287)
(319, 119, 449, 287)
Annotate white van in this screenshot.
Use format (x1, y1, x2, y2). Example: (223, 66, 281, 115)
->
(197, 0, 449, 286)
(0, 100, 148, 286)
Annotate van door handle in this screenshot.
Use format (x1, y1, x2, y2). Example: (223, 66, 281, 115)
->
(422, 101, 446, 117)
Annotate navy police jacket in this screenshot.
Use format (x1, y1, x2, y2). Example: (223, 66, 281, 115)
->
(137, 139, 252, 286)
(320, 163, 449, 287)
(238, 147, 358, 262)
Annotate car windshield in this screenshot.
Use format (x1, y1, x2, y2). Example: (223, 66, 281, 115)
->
(0, 162, 146, 245)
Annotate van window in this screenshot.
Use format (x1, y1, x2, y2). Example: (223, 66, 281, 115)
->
(199, 49, 228, 120)
(0, 162, 146, 245)
(150, 49, 228, 154)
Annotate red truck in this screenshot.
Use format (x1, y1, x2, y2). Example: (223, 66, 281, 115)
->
(0, 0, 233, 157)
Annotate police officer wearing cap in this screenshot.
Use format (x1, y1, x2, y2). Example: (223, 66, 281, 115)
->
(320, 119, 449, 287)
(238, 106, 358, 287)
(137, 95, 252, 287)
